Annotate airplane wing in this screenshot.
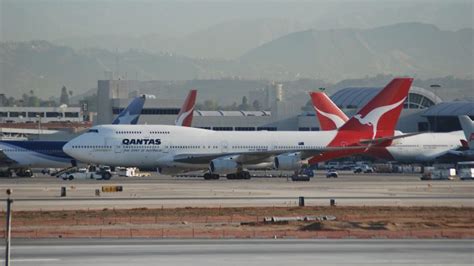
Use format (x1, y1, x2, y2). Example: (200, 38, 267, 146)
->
(172, 146, 364, 165)
(358, 132, 421, 145)
(0, 149, 18, 167)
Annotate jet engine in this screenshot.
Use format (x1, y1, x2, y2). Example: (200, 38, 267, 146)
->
(209, 158, 239, 174)
(273, 153, 302, 170)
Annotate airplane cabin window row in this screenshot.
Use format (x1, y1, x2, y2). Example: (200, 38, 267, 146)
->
(116, 131, 142, 134)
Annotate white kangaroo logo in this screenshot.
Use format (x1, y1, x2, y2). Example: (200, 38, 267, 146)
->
(353, 97, 406, 140)
(175, 105, 195, 126)
(313, 106, 346, 128)
(117, 111, 139, 124)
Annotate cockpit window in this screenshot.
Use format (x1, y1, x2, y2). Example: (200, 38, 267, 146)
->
(87, 129, 99, 133)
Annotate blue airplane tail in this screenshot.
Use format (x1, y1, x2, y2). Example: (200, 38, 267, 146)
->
(112, 95, 146, 125)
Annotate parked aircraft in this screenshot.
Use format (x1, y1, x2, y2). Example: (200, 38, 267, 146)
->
(445, 115, 474, 159)
(63, 78, 414, 179)
(309, 91, 465, 163)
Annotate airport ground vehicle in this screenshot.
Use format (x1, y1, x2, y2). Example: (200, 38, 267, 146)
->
(291, 167, 314, 181)
(326, 170, 338, 178)
(59, 166, 112, 180)
(458, 161, 474, 180)
(420, 164, 456, 180)
(325, 162, 340, 170)
(0, 168, 32, 177)
(353, 164, 374, 173)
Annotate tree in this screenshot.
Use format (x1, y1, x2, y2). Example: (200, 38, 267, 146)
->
(238, 96, 250, 110)
(252, 100, 261, 111)
(60, 86, 69, 105)
(203, 100, 219, 110)
(301, 99, 313, 112)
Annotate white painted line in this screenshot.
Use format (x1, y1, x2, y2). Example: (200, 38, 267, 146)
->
(0, 258, 60, 262)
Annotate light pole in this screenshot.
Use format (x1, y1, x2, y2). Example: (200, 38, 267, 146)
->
(36, 114, 42, 138)
(5, 189, 13, 266)
(430, 84, 441, 131)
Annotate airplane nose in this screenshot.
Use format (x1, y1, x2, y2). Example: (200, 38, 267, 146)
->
(63, 140, 74, 157)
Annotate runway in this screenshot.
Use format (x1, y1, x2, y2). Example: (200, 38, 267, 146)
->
(1, 173, 473, 210)
(2, 239, 473, 265)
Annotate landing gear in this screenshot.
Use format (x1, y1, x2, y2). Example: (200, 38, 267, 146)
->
(15, 168, 33, 177)
(226, 171, 251, 180)
(0, 169, 13, 177)
(203, 173, 220, 180)
(102, 172, 112, 180)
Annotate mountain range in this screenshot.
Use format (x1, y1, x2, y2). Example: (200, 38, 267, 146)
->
(0, 23, 472, 97)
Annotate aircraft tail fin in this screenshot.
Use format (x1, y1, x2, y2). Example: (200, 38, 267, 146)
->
(112, 95, 146, 125)
(338, 78, 413, 139)
(310, 92, 348, 130)
(175, 89, 197, 127)
(459, 115, 474, 149)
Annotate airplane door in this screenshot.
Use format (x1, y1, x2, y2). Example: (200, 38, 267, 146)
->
(271, 142, 277, 151)
(106, 138, 122, 154)
(114, 144, 122, 153)
(221, 141, 229, 153)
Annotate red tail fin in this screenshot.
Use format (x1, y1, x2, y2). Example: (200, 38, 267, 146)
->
(308, 78, 412, 164)
(175, 89, 197, 127)
(339, 78, 413, 139)
(310, 92, 348, 130)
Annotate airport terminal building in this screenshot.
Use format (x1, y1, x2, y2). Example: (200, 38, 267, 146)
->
(96, 80, 474, 133)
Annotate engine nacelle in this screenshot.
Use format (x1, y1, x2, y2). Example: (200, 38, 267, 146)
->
(209, 158, 239, 174)
(274, 153, 302, 170)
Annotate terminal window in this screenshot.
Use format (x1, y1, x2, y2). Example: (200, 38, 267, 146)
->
(28, 112, 45, 117)
(9, 112, 26, 117)
(46, 112, 63, 118)
(65, 112, 80, 118)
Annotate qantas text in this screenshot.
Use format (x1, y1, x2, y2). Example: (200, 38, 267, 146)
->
(122, 139, 161, 145)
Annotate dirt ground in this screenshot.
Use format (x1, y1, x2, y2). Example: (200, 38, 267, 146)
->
(0, 206, 473, 239)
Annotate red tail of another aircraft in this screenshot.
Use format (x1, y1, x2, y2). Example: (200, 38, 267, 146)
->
(309, 77, 413, 164)
(310, 92, 348, 130)
(175, 89, 197, 127)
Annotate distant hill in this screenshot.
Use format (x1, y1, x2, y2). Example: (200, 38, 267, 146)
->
(0, 41, 238, 97)
(240, 23, 473, 81)
(55, 18, 303, 60)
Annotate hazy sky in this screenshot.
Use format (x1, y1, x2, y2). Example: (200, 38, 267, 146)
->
(1, 0, 472, 41)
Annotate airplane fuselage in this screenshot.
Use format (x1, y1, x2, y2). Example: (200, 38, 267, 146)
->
(63, 124, 338, 170)
(385, 131, 464, 162)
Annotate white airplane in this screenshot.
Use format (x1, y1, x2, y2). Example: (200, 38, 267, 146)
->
(309, 91, 465, 163)
(63, 78, 416, 179)
(447, 115, 474, 159)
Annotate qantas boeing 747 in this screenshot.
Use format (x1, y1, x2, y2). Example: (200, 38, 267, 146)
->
(63, 78, 415, 179)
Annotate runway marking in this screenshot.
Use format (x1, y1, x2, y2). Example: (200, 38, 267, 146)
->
(0, 258, 60, 262)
